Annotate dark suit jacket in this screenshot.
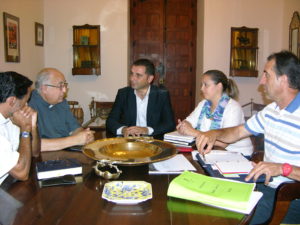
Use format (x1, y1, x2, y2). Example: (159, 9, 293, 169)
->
(106, 85, 175, 137)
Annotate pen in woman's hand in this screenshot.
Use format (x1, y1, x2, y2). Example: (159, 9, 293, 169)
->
(202, 144, 208, 163)
(202, 150, 206, 163)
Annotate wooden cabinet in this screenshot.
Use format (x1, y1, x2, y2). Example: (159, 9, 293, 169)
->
(72, 24, 100, 75)
(289, 11, 300, 58)
(130, 0, 197, 120)
(230, 27, 258, 77)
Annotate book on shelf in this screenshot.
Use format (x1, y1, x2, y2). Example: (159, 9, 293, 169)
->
(167, 171, 263, 214)
(149, 154, 196, 174)
(164, 131, 195, 143)
(36, 158, 82, 180)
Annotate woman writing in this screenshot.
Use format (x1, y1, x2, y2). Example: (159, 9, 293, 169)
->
(177, 70, 253, 156)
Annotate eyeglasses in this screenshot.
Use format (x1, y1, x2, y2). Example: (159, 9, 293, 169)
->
(44, 82, 68, 90)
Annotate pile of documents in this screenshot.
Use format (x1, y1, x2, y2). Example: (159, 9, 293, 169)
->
(164, 131, 195, 151)
(198, 150, 253, 175)
(167, 171, 263, 214)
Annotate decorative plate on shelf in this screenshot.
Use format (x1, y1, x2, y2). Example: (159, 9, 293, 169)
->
(82, 137, 177, 165)
(102, 181, 152, 204)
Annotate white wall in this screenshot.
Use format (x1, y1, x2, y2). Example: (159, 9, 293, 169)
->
(1, 0, 300, 121)
(0, 0, 44, 80)
(44, 0, 128, 122)
(199, 0, 300, 116)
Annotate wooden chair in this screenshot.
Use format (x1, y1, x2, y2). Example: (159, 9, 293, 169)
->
(265, 181, 300, 225)
(250, 100, 265, 116)
(242, 99, 266, 120)
(87, 97, 114, 139)
(251, 150, 300, 225)
(89, 97, 114, 121)
(67, 101, 84, 125)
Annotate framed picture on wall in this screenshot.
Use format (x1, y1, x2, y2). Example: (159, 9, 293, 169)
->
(3, 12, 20, 62)
(35, 22, 44, 46)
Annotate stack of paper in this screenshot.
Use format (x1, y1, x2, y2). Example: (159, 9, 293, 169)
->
(167, 171, 263, 214)
(198, 150, 253, 175)
(215, 161, 253, 174)
(149, 154, 196, 174)
(164, 131, 195, 150)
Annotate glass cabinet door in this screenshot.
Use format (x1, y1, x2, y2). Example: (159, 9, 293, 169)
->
(72, 24, 100, 75)
(230, 27, 258, 77)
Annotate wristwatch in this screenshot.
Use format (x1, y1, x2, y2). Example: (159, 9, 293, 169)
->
(282, 163, 293, 177)
(20, 131, 31, 138)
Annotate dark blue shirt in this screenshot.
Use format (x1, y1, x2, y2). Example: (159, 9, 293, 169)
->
(29, 90, 80, 138)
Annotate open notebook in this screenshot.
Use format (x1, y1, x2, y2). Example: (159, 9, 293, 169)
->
(196, 151, 269, 183)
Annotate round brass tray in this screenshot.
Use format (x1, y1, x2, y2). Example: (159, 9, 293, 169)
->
(82, 137, 177, 165)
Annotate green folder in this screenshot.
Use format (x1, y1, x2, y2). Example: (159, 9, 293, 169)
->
(167, 171, 255, 213)
(167, 198, 244, 220)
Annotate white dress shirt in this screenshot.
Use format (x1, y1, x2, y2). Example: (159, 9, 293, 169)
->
(117, 86, 154, 135)
(0, 113, 20, 185)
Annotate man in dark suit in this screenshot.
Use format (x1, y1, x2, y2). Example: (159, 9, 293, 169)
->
(106, 59, 175, 138)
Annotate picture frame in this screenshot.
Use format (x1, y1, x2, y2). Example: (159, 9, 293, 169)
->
(3, 12, 20, 62)
(35, 22, 44, 46)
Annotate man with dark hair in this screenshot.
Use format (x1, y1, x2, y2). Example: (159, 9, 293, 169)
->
(29, 68, 94, 151)
(106, 58, 175, 138)
(196, 50, 300, 224)
(0, 72, 40, 188)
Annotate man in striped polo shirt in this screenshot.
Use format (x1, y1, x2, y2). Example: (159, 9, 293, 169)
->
(196, 50, 300, 224)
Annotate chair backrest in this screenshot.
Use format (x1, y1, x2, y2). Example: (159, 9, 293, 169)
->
(250, 100, 265, 116)
(89, 97, 114, 120)
(68, 101, 84, 125)
(242, 99, 266, 120)
(265, 181, 300, 225)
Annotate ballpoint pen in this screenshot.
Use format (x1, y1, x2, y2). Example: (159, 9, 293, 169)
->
(202, 151, 207, 163)
(202, 144, 208, 163)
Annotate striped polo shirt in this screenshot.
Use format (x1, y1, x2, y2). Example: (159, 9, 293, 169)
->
(245, 92, 300, 188)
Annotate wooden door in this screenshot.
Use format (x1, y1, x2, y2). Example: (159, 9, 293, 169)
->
(130, 0, 197, 121)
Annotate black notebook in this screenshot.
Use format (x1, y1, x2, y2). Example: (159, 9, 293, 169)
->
(36, 158, 82, 180)
(63, 145, 83, 152)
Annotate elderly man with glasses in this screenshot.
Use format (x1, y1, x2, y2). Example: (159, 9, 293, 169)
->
(29, 68, 94, 151)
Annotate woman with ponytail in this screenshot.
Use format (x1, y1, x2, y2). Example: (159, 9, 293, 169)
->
(177, 70, 253, 155)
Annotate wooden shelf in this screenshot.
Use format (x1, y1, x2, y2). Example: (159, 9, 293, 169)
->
(230, 69, 258, 77)
(72, 24, 100, 76)
(230, 27, 258, 77)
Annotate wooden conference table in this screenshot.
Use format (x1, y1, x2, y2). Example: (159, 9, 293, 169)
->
(6, 149, 253, 225)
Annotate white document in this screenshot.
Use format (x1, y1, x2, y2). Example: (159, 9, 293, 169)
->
(215, 191, 263, 214)
(192, 150, 199, 160)
(164, 131, 195, 142)
(198, 150, 249, 165)
(149, 154, 196, 174)
(215, 160, 253, 174)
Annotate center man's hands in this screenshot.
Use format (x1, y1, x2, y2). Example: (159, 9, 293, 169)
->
(122, 126, 148, 137)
